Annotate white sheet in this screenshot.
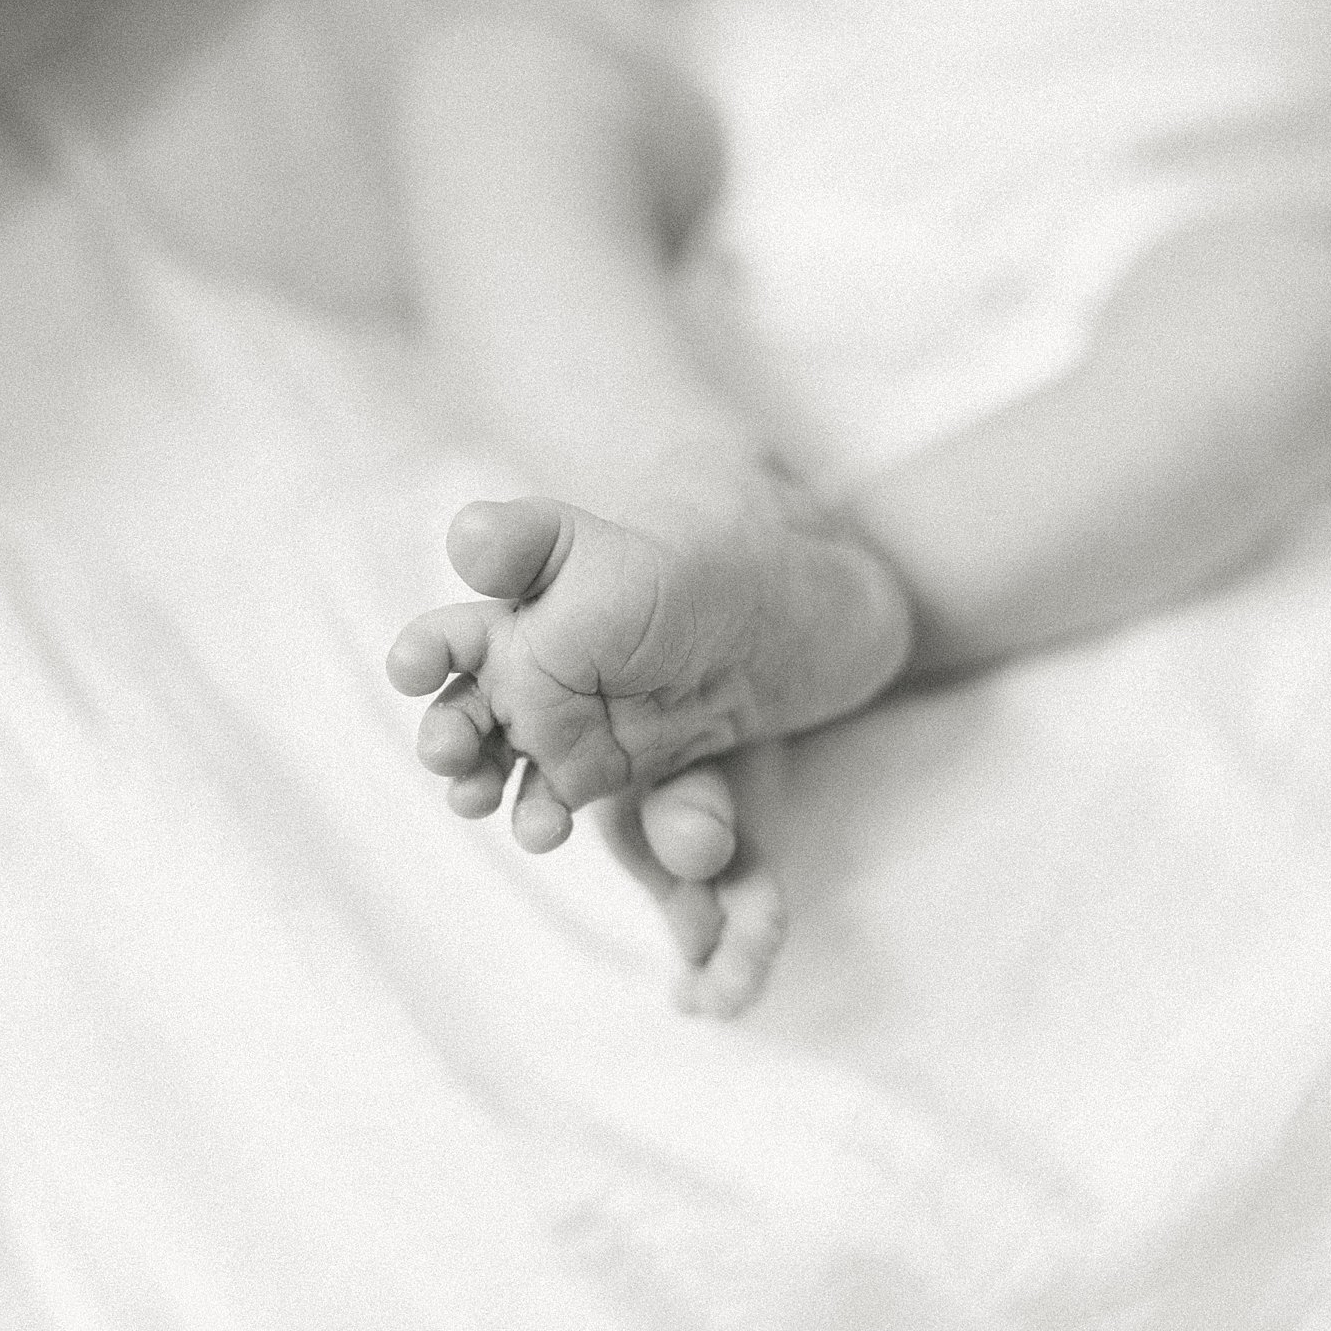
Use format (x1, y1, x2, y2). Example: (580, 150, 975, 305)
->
(4, 2, 1331, 1327)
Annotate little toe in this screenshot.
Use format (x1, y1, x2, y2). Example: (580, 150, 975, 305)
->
(446, 497, 570, 600)
(640, 764, 738, 883)
(387, 601, 506, 697)
(512, 761, 574, 854)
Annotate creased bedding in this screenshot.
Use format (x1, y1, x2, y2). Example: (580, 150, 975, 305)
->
(4, 1, 1331, 1327)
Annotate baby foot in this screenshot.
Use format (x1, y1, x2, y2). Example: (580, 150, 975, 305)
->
(388, 492, 910, 853)
(389, 495, 750, 851)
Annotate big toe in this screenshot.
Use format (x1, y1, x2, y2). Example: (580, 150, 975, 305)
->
(640, 765, 738, 883)
(446, 497, 566, 600)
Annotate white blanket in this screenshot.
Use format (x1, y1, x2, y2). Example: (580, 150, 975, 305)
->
(4, 2, 1331, 1326)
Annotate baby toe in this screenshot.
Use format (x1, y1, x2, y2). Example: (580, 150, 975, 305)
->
(417, 679, 495, 776)
(447, 764, 509, 818)
(660, 881, 725, 967)
(511, 761, 573, 854)
(387, 601, 505, 696)
(446, 497, 568, 600)
(640, 765, 737, 883)
(418, 709, 482, 776)
(679, 877, 786, 1020)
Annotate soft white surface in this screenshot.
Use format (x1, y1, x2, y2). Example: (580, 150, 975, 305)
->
(4, 2, 1331, 1327)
